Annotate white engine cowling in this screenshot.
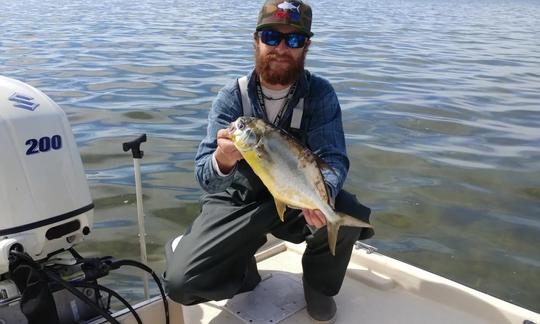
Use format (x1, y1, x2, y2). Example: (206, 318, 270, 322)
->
(0, 76, 93, 274)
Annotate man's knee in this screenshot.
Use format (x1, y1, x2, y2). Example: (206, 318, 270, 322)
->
(164, 243, 206, 306)
(165, 269, 205, 305)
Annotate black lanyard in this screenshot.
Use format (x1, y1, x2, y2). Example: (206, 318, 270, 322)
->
(255, 75, 297, 126)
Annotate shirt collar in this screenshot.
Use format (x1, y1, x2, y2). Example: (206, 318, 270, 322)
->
(246, 69, 310, 128)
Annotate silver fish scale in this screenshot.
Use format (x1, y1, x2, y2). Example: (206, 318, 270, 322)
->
(256, 128, 327, 212)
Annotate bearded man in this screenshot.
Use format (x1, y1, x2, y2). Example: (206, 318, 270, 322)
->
(165, 1, 372, 323)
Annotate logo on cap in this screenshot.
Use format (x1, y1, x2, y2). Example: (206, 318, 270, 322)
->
(274, 1, 301, 21)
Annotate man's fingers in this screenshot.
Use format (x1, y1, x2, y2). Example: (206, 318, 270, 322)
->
(217, 128, 240, 156)
(217, 138, 242, 158)
(215, 128, 243, 171)
(216, 137, 231, 148)
(303, 209, 314, 225)
(217, 128, 231, 139)
(303, 209, 326, 228)
(314, 210, 327, 227)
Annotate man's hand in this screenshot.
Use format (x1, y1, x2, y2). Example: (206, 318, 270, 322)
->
(302, 209, 327, 228)
(215, 128, 243, 174)
(302, 199, 334, 229)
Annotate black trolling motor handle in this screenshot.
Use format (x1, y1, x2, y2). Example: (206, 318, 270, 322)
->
(123, 134, 147, 159)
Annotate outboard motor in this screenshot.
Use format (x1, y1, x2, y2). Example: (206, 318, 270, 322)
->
(0, 76, 97, 324)
(0, 76, 168, 324)
(0, 75, 94, 274)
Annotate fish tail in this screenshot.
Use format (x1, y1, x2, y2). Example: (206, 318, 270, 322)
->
(322, 208, 373, 257)
(336, 212, 373, 228)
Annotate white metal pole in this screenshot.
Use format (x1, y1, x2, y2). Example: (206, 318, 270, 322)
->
(133, 158, 149, 300)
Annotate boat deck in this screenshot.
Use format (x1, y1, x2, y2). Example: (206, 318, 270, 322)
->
(181, 242, 538, 324)
(109, 241, 540, 324)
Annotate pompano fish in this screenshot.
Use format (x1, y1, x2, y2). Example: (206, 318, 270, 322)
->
(229, 117, 372, 255)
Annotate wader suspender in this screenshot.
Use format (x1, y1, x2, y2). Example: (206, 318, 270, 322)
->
(238, 76, 304, 130)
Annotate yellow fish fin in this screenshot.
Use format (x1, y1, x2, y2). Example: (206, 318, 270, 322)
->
(326, 210, 373, 257)
(336, 212, 373, 228)
(274, 198, 287, 222)
(326, 221, 341, 256)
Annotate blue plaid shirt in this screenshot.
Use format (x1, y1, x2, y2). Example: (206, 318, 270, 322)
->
(194, 69, 349, 200)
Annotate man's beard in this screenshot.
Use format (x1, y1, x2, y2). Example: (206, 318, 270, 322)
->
(255, 46, 306, 86)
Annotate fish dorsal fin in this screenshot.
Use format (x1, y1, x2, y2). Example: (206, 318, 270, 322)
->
(312, 154, 337, 205)
(299, 148, 331, 203)
(313, 173, 330, 205)
(314, 154, 337, 177)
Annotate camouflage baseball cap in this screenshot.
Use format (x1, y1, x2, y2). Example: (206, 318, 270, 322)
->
(256, 0, 313, 37)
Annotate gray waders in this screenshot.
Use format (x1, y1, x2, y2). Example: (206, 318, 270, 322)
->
(165, 160, 373, 305)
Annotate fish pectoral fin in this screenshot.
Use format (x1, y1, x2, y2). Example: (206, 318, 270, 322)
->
(336, 212, 373, 228)
(274, 199, 287, 222)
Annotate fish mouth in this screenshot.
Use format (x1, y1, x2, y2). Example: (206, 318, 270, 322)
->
(228, 121, 236, 132)
(229, 117, 261, 149)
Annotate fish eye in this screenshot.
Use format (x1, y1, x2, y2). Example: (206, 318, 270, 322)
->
(238, 120, 245, 130)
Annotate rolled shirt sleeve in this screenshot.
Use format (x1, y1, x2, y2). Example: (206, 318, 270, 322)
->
(194, 80, 242, 193)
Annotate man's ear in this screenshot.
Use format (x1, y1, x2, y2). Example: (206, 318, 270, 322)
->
(252, 35, 258, 50)
(304, 39, 311, 54)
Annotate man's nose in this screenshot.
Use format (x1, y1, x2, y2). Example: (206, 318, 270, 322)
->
(274, 38, 289, 53)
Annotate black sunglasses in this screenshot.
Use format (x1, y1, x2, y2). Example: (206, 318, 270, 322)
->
(258, 30, 308, 49)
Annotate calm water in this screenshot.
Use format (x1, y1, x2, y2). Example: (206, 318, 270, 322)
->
(1, 0, 539, 313)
